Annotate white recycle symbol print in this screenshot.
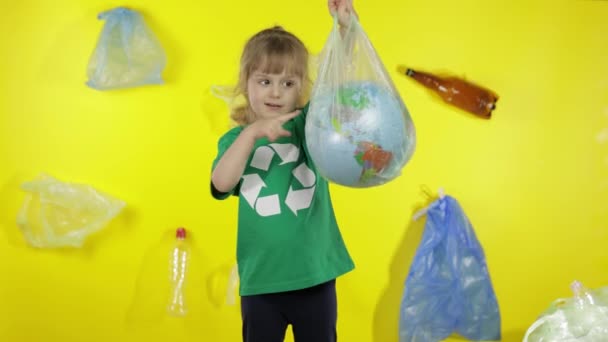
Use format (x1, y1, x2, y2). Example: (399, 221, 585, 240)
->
(241, 143, 316, 217)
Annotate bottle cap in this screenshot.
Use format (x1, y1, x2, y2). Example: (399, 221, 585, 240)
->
(176, 227, 187, 239)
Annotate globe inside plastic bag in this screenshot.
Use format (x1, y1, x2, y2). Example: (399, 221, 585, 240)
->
(305, 16, 415, 188)
(16, 174, 125, 248)
(523, 281, 608, 342)
(86, 7, 166, 90)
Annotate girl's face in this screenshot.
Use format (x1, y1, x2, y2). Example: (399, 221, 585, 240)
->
(247, 69, 302, 120)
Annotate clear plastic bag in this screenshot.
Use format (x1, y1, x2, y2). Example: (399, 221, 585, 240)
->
(86, 7, 166, 90)
(17, 174, 125, 248)
(523, 281, 608, 342)
(203, 84, 248, 132)
(225, 263, 239, 305)
(305, 16, 415, 188)
(399, 195, 500, 341)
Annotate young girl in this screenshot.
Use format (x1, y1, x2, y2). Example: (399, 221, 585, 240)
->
(211, 1, 357, 341)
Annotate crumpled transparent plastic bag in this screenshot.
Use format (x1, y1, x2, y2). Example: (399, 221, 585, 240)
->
(86, 7, 166, 90)
(204, 84, 249, 131)
(523, 281, 608, 342)
(225, 263, 239, 305)
(17, 174, 125, 248)
(305, 15, 416, 188)
(399, 195, 500, 342)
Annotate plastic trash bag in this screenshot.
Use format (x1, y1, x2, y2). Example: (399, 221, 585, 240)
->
(86, 7, 166, 90)
(399, 195, 500, 342)
(205, 84, 248, 129)
(523, 281, 608, 342)
(17, 174, 125, 248)
(305, 15, 415, 188)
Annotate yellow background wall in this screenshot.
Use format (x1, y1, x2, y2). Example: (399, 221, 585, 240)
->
(1, 1, 607, 341)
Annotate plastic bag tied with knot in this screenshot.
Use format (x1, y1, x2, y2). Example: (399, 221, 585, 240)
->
(399, 195, 501, 342)
(86, 7, 166, 90)
(524, 281, 608, 342)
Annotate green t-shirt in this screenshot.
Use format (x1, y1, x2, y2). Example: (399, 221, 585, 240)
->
(211, 106, 354, 296)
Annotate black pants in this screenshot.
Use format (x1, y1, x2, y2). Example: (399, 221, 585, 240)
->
(241, 279, 337, 342)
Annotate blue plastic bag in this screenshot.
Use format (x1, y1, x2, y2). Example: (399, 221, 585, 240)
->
(86, 7, 166, 90)
(399, 195, 500, 342)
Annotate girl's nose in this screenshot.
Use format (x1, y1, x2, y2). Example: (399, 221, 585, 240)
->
(271, 85, 281, 97)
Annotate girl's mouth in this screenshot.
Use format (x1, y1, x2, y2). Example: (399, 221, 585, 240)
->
(265, 103, 282, 110)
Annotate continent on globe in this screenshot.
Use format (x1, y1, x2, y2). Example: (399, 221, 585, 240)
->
(355, 141, 393, 183)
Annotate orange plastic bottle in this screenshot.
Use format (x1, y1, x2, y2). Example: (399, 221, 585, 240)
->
(398, 66, 498, 119)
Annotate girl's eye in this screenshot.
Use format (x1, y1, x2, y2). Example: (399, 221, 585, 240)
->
(259, 79, 270, 85)
(283, 81, 295, 87)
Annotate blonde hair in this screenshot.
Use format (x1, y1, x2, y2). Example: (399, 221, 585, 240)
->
(231, 26, 310, 125)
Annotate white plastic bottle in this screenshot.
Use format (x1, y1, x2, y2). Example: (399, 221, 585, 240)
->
(167, 227, 189, 316)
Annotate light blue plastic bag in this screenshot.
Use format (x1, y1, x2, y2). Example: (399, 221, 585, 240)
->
(399, 195, 500, 342)
(86, 7, 166, 90)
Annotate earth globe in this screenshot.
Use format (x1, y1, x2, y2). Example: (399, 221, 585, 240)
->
(305, 81, 416, 188)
